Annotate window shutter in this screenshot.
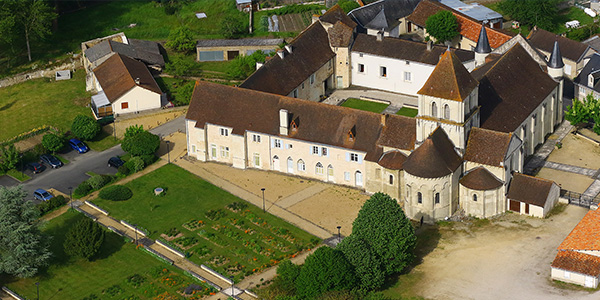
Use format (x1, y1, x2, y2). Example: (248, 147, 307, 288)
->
(271, 138, 275, 148)
(346, 153, 350, 162)
(358, 155, 363, 164)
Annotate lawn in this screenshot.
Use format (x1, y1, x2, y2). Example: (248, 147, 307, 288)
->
(4, 212, 216, 300)
(340, 98, 389, 114)
(86, 129, 121, 152)
(0, 70, 91, 142)
(396, 107, 418, 117)
(92, 164, 319, 282)
(556, 6, 595, 34)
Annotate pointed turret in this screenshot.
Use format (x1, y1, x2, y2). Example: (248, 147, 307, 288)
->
(548, 40, 564, 79)
(475, 25, 491, 67)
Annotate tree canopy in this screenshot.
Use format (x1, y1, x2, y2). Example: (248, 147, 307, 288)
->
(338, 0, 360, 13)
(42, 133, 64, 153)
(337, 234, 385, 291)
(425, 10, 459, 43)
(566, 93, 600, 133)
(122, 130, 160, 156)
(0, 144, 20, 172)
(220, 15, 247, 39)
(227, 50, 270, 80)
(64, 217, 105, 260)
(0, 186, 51, 278)
(295, 247, 358, 299)
(351, 192, 416, 275)
(71, 114, 101, 141)
(166, 26, 196, 53)
(497, 0, 560, 31)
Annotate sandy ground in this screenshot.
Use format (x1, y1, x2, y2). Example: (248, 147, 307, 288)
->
(110, 108, 187, 139)
(537, 168, 595, 193)
(547, 132, 600, 170)
(413, 205, 597, 300)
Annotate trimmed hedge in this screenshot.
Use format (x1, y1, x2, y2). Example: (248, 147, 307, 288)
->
(99, 185, 133, 201)
(73, 181, 92, 198)
(37, 195, 67, 215)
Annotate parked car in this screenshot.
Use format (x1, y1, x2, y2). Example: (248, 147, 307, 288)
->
(40, 154, 63, 168)
(69, 138, 89, 153)
(26, 162, 45, 174)
(34, 189, 53, 201)
(108, 156, 125, 168)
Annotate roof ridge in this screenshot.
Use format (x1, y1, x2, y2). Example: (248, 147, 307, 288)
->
(513, 171, 554, 183)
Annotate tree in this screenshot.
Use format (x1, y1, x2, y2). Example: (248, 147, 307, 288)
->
(338, 0, 360, 13)
(0, 144, 20, 171)
(337, 234, 385, 291)
(165, 56, 199, 77)
(166, 26, 196, 53)
(351, 192, 416, 276)
(425, 10, 459, 43)
(174, 81, 195, 106)
(64, 217, 105, 260)
(220, 15, 247, 39)
(122, 131, 160, 156)
(0, 186, 51, 277)
(71, 114, 101, 141)
(42, 133, 64, 153)
(275, 260, 302, 294)
(497, 0, 560, 31)
(295, 247, 358, 299)
(226, 50, 269, 80)
(7, 0, 57, 62)
(565, 97, 590, 128)
(124, 124, 145, 139)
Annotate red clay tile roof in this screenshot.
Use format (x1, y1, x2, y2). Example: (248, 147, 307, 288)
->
(377, 150, 407, 170)
(328, 21, 354, 47)
(528, 27, 590, 63)
(403, 127, 463, 178)
(459, 166, 503, 190)
(378, 114, 417, 150)
(93, 53, 162, 103)
(418, 50, 478, 101)
(558, 210, 600, 251)
(407, 0, 512, 48)
(187, 81, 416, 161)
(551, 250, 600, 277)
(463, 127, 512, 167)
(507, 173, 555, 207)
(319, 4, 357, 29)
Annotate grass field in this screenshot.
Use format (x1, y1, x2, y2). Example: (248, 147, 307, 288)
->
(396, 107, 418, 117)
(0, 70, 91, 141)
(341, 98, 389, 114)
(4, 212, 216, 300)
(92, 164, 319, 281)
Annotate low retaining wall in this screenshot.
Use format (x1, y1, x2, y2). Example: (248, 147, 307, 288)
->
(155, 239, 185, 258)
(244, 290, 259, 298)
(1, 286, 24, 300)
(84, 201, 109, 216)
(107, 226, 124, 236)
(142, 246, 174, 265)
(201, 264, 233, 285)
(574, 131, 600, 146)
(186, 270, 222, 291)
(74, 207, 98, 221)
(359, 96, 391, 105)
(120, 220, 147, 237)
(0, 60, 81, 88)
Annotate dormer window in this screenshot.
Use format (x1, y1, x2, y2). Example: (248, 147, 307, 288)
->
(348, 125, 356, 141)
(291, 118, 299, 132)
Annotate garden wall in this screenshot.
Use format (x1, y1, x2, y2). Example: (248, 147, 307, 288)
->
(0, 59, 82, 89)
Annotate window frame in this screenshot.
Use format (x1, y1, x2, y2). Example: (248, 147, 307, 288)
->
(274, 139, 282, 148)
(220, 128, 229, 136)
(380, 66, 387, 78)
(315, 162, 324, 175)
(121, 102, 129, 109)
(358, 63, 365, 73)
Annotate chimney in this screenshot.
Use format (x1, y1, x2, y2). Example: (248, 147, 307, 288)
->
(279, 109, 289, 136)
(277, 49, 285, 59)
(256, 61, 264, 69)
(380, 114, 387, 127)
(285, 44, 293, 54)
(134, 77, 140, 85)
(427, 40, 433, 51)
(376, 30, 384, 42)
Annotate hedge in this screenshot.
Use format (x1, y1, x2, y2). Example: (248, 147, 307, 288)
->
(99, 185, 133, 201)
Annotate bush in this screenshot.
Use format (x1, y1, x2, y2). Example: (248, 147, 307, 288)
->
(99, 185, 133, 201)
(71, 114, 101, 141)
(124, 125, 144, 139)
(140, 154, 157, 166)
(64, 217, 105, 260)
(275, 260, 301, 294)
(87, 174, 112, 190)
(117, 165, 131, 176)
(295, 247, 357, 299)
(166, 26, 196, 53)
(122, 131, 160, 156)
(37, 195, 66, 215)
(41, 133, 64, 153)
(73, 181, 92, 198)
(125, 156, 144, 173)
(220, 15, 247, 39)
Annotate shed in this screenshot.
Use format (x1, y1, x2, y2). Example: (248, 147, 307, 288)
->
(507, 173, 559, 218)
(55, 70, 71, 81)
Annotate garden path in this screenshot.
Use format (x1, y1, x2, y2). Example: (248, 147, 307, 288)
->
(524, 121, 573, 175)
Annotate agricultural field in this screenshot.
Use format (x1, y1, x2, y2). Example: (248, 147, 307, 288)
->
(92, 164, 319, 282)
(3, 212, 217, 300)
(341, 98, 389, 113)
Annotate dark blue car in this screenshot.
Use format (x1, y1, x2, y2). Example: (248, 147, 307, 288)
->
(69, 138, 89, 153)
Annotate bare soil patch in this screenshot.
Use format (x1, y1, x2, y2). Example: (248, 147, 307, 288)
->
(547, 132, 600, 169)
(537, 168, 594, 193)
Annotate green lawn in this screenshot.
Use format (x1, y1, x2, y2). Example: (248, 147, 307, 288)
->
(0, 70, 91, 141)
(92, 164, 319, 281)
(86, 129, 121, 152)
(396, 107, 418, 118)
(4, 212, 216, 300)
(556, 7, 595, 34)
(341, 98, 389, 114)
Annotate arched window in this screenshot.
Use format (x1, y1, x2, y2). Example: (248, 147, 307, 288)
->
(316, 162, 324, 175)
(297, 159, 306, 172)
(389, 174, 394, 185)
(355, 171, 363, 186)
(444, 104, 450, 119)
(417, 192, 422, 204)
(435, 192, 440, 204)
(473, 194, 478, 202)
(431, 102, 438, 118)
(287, 157, 293, 173)
(327, 164, 334, 177)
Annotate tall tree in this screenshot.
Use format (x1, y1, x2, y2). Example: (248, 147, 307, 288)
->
(64, 217, 105, 260)
(0, 186, 51, 278)
(295, 247, 357, 299)
(498, 0, 560, 31)
(337, 234, 385, 291)
(351, 192, 416, 275)
(425, 10, 459, 43)
(9, 0, 57, 62)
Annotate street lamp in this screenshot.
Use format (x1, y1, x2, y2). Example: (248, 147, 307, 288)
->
(337, 226, 342, 243)
(230, 276, 234, 296)
(35, 282, 39, 300)
(68, 187, 73, 211)
(134, 224, 138, 246)
(166, 141, 171, 164)
(261, 188, 266, 212)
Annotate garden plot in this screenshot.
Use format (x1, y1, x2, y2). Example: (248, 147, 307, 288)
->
(268, 12, 312, 32)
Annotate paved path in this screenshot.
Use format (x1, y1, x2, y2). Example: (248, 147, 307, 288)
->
(583, 180, 600, 198)
(542, 161, 597, 177)
(275, 184, 328, 208)
(524, 121, 573, 175)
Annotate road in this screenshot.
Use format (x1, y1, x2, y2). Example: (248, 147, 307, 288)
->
(0, 115, 186, 202)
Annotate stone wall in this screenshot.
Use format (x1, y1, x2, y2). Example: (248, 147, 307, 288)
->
(0, 59, 82, 89)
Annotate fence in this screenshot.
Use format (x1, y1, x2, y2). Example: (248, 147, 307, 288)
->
(560, 189, 600, 208)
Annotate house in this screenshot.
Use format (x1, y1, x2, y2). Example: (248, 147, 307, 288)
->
(196, 38, 282, 61)
(348, 0, 422, 37)
(527, 27, 596, 78)
(439, 0, 503, 28)
(506, 173, 560, 218)
(404, 0, 513, 51)
(584, 34, 600, 53)
(574, 53, 600, 99)
(551, 210, 600, 288)
(90, 53, 164, 119)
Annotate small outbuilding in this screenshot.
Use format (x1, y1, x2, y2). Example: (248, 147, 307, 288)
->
(507, 173, 559, 218)
(55, 70, 71, 81)
(196, 38, 282, 61)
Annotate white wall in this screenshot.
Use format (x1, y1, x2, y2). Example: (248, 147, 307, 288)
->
(551, 267, 599, 288)
(112, 86, 162, 115)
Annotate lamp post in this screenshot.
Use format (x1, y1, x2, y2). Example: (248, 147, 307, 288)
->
(230, 276, 234, 296)
(35, 282, 39, 300)
(261, 188, 266, 212)
(68, 187, 73, 211)
(134, 224, 138, 246)
(337, 226, 341, 244)
(166, 141, 171, 164)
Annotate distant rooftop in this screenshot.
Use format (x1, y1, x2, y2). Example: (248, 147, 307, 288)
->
(236, 0, 252, 4)
(440, 0, 502, 22)
(196, 38, 283, 48)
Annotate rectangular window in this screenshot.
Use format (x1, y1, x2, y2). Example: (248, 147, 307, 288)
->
(220, 146, 229, 158)
(252, 134, 261, 143)
(321, 147, 328, 156)
(328, 60, 332, 69)
(121, 102, 129, 109)
(286, 143, 293, 149)
(316, 164, 324, 175)
(302, 82, 305, 89)
(405, 61, 410, 65)
(253, 153, 260, 167)
(220, 128, 228, 136)
(389, 175, 394, 185)
(380, 66, 387, 77)
(404, 71, 411, 82)
(274, 139, 282, 148)
(359, 53, 364, 57)
(191, 145, 196, 153)
(210, 144, 217, 159)
(358, 64, 365, 73)
(292, 89, 298, 98)
(312, 146, 320, 155)
(310, 74, 315, 84)
(344, 171, 350, 181)
(350, 153, 359, 162)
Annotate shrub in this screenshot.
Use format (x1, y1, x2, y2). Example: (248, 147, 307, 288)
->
(87, 174, 111, 190)
(295, 247, 358, 299)
(73, 181, 92, 198)
(122, 131, 160, 156)
(64, 217, 105, 260)
(117, 165, 131, 176)
(275, 260, 301, 294)
(71, 114, 101, 141)
(0, 144, 20, 171)
(41, 133, 64, 153)
(124, 125, 144, 139)
(129, 156, 145, 172)
(220, 15, 247, 39)
(37, 195, 66, 215)
(166, 26, 196, 52)
(140, 154, 157, 166)
(99, 185, 133, 201)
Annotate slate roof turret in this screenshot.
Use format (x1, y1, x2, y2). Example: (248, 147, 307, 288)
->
(548, 40, 565, 69)
(475, 24, 491, 54)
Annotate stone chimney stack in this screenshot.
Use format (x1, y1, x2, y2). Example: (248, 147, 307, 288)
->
(279, 109, 289, 136)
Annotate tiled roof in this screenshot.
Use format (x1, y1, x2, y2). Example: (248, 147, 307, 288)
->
(239, 22, 335, 96)
(377, 150, 407, 170)
(328, 21, 354, 47)
(403, 127, 462, 178)
(459, 166, 503, 190)
(464, 127, 511, 167)
(417, 50, 478, 101)
(472, 43, 558, 133)
(349, 0, 421, 31)
(352, 34, 474, 64)
(319, 4, 357, 28)
(551, 250, 600, 277)
(584, 34, 600, 52)
(407, 0, 512, 48)
(574, 53, 600, 92)
(196, 38, 283, 48)
(528, 27, 590, 62)
(558, 209, 600, 251)
(187, 81, 416, 161)
(378, 114, 416, 150)
(84, 39, 165, 66)
(93, 53, 162, 103)
(507, 173, 554, 207)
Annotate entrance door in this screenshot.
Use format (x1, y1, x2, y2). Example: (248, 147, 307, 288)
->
(287, 157, 293, 173)
(355, 171, 363, 186)
(525, 203, 530, 214)
(327, 165, 334, 182)
(272, 155, 280, 171)
(509, 200, 520, 213)
(227, 50, 239, 60)
(336, 76, 343, 88)
(585, 276, 595, 288)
